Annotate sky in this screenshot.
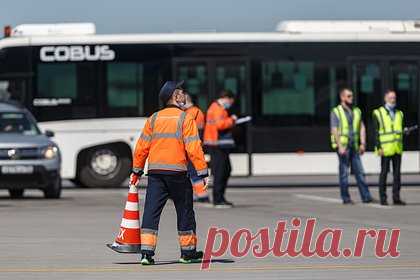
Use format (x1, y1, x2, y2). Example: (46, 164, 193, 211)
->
(1, 0, 420, 34)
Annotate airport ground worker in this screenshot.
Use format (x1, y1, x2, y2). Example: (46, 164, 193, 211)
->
(331, 88, 373, 204)
(129, 81, 209, 265)
(373, 90, 406, 206)
(204, 90, 237, 208)
(184, 93, 210, 203)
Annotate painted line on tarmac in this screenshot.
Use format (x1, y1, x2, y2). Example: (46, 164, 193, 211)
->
(294, 194, 394, 209)
(294, 194, 342, 204)
(0, 262, 419, 273)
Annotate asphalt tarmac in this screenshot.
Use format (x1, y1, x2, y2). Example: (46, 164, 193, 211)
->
(0, 186, 419, 280)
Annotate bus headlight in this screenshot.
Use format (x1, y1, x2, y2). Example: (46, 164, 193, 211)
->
(43, 146, 58, 159)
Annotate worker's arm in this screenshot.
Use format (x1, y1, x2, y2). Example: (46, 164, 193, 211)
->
(372, 111, 382, 155)
(183, 116, 208, 177)
(359, 121, 366, 154)
(132, 118, 153, 175)
(331, 127, 343, 149)
(196, 109, 205, 139)
(330, 111, 346, 155)
(215, 109, 235, 131)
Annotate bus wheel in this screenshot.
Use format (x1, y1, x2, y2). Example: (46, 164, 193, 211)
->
(78, 144, 131, 187)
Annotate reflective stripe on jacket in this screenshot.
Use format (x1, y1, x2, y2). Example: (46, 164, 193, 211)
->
(203, 101, 235, 147)
(330, 105, 362, 150)
(132, 106, 208, 176)
(373, 106, 403, 156)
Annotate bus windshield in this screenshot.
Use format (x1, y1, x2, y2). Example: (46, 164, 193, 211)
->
(0, 112, 40, 135)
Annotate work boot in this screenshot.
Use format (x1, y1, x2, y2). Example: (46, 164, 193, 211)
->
(194, 197, 210, 203)
(179, 251, 204, 264)
(222, 199, 234, 207)
(213, 201, 233, 208)
(393, 199, 406, 206)
(140, 253, 155, 265)
(342, 199, 354, 205)
(380, 200, 389, 206)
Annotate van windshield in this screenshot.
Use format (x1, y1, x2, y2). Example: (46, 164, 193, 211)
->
(0, 112, 40, 135)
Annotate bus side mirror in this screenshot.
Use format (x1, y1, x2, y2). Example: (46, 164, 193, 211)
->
(45, 130, 55, 138)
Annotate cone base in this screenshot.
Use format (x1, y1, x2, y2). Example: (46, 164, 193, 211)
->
(106, 242, 141, 254)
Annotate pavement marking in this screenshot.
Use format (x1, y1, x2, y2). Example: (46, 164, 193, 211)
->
(294, 194, 342, 204)
(362, 203, 394, 209)
(0, 263, 419, 273)
(294, 194, 394, 209)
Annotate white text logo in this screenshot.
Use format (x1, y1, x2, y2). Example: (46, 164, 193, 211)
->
(40, 45, 115, 62)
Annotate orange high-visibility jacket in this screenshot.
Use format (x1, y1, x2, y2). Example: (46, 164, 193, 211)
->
(133, 106, 208, 176)
(203, 101, 235, 147)
(185, 105, 205, 130)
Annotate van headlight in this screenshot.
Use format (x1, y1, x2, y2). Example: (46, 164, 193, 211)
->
(42, 146, 58, 159)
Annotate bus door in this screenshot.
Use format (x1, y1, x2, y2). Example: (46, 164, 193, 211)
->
(349, 59, 419, 152)
(349, 60, 385, 151)
(387, 60, 419, 150)
(173, 58, 252, 175)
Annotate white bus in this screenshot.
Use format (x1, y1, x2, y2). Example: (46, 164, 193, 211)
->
(0, 21, 419, 187)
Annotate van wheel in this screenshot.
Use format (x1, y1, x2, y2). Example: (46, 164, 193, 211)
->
(78, 145, 131, 187)
(9, 189, 24, 199)
(44, 176, 62, 199)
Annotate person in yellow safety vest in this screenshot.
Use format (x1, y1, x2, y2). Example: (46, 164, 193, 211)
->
(129, 81, 209, 265)
(183, 93, 210, 203)
(330, 88, 373, 204)
(373, 90, 406, 206)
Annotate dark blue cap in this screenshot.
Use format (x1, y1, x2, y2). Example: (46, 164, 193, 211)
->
(159, 81, 184, 104)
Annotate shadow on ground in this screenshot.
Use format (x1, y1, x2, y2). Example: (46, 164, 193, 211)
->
(115, 258, 235, 266)
(0, 196, 74, 201)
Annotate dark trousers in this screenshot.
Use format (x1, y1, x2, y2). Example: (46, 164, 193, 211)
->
(379, 154, 402, 202)
(338, 148, 372, 202)
(209, 147, 231, 204)
(141, 174, 196, 256)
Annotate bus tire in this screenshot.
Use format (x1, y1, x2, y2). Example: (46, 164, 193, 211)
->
(77, 144, 131, 188)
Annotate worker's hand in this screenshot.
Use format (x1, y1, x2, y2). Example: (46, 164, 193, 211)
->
(203, 177, 209, 191)
(338, 146, 347, 156)
(231, 114, 238, 122)
(129, 173, 140, 186)
(359, 144, 366, 155)
(377, 149, 384, 156)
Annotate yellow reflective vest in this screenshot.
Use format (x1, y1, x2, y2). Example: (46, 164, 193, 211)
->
(331, 105, 362, 151)
(373, 106, 403, 156)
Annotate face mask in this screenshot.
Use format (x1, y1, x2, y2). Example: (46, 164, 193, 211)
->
(175, 92, 186, 108)
(220, 99, 232, 109)
(177, 101, 186, 108)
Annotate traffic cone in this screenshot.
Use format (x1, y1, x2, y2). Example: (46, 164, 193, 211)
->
(107, 184, 141, 253)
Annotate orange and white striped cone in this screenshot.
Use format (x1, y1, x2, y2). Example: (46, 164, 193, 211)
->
(107, 184, 141, 253)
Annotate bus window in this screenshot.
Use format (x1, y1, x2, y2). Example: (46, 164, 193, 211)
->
(214, 62, 248, 115)
(37, 64, 77, 99)
(106, 63, 144, 117)
(261, 61, 315, 116)
(35, 63, 97, 121)
(175, 62, 209, 110)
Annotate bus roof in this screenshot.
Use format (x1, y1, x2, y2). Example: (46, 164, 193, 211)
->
(3, 20, 420, 49)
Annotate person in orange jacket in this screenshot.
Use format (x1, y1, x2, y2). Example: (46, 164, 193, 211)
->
(129, 81, 208, 265)
(183, 93, 210, 203)
(204, 90, 237, 208)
